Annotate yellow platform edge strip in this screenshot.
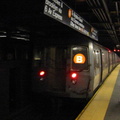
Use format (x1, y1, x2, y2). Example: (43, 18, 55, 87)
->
(75, 65, 120, 120)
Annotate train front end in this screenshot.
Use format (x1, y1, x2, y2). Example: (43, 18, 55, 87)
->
(66, 46, 90, 98)
(32, 45, 90, 99)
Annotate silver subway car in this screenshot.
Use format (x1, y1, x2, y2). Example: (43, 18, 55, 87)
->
(32, 40, 119, 99)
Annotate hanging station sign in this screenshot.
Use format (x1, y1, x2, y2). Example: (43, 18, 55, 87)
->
(43, 0, 98, 41)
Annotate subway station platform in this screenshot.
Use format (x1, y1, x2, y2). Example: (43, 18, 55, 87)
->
(76, 64, 120, 120)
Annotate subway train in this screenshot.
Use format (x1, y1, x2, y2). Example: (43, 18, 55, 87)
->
(32, 39, 119, 99)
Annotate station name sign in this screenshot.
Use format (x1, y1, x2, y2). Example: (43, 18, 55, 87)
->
(44, 0, 98, 41)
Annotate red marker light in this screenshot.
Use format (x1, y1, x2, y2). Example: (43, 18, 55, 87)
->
(39, 70, 45, 77)
(71, 72, 78, 79)
(70, 72, 78, 84)
(71, 73, 77, 79)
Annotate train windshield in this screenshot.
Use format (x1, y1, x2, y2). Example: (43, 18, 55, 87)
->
(33, 46, 67, 68)
(71, 46, 88, 71)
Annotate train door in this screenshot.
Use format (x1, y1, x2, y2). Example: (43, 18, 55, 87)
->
(47, 47, 67, 91)
(42, 47, 67, 91)
(93, 49, 102, 90)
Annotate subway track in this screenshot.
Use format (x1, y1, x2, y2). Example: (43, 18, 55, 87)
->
(7, 94, 88, 120)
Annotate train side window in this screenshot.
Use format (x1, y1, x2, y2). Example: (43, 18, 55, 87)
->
(102, 50, 108, 68)
(94, 50, 100, 67)
(94, 50, 101, 75)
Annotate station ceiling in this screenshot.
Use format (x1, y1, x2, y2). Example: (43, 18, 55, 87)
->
(64, 0, 120, 50)
(0, 0, 120, 50)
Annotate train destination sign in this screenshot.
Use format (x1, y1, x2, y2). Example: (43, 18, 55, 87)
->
(73, 53, 86, 64)
(44, 0, 98, 41)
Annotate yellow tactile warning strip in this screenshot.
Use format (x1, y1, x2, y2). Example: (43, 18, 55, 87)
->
(75, 64, 120, 120)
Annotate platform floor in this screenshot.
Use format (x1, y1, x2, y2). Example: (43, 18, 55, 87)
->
(76, 64, 120, 120)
